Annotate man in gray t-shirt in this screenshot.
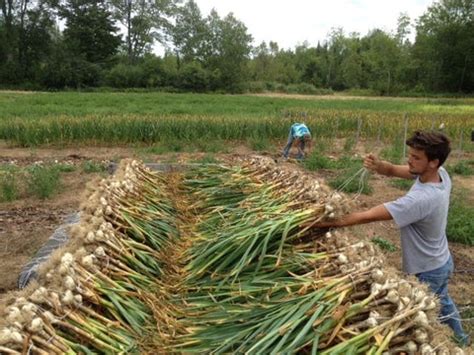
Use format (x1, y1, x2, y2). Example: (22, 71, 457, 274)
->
(313, 130, 468, 346)
(384, 166, 450, 275)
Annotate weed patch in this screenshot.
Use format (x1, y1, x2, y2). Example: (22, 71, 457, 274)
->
(447, 159, 474, 176)
(56, 163, 76, 172)
(27, 165, 61, 199)
(447, 191, 474, 245)
(0, 166, 19, 202)
(304, 151, 336, 170)
(82, 161, 106, 174)
(371, 237, 398, 252)
(390, 178, 414, 191)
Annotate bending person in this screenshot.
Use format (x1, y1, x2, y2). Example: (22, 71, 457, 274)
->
(282, 123, 312, 159)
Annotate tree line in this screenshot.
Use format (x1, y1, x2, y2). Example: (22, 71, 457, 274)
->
(1, 0, 473, 94)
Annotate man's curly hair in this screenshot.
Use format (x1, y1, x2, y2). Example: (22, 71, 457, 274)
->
(406, 130, 451, 167)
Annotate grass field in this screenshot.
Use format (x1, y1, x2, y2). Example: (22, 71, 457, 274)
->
(0, 92, 473, 147)
(1, 92, 474, 118)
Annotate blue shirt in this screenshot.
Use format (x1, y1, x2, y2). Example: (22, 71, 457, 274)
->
(291, 123, 311, 138)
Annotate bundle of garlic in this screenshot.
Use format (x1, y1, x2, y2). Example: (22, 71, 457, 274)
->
(0, 160, 181, 354)
(0, 158, 465, 354)
(179, 159, 464, 354)
(241, 155, 353, 217)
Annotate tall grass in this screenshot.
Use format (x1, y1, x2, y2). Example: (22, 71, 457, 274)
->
(248, 136, 271, 151)
(0, 92, 472, 147)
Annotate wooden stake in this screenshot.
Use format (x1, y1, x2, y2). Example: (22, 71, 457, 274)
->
(402, 114, 409, 159)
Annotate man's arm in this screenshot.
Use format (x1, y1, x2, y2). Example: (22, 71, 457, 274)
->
(314, 204, 393, 228)
(365, 154, 413, 180)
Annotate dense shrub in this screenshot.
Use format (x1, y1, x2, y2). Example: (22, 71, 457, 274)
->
(246, 81, 266, 93)
(177, 62, 210, 92)
(41, 57, 101, 89)
(105, 64, 147, 88)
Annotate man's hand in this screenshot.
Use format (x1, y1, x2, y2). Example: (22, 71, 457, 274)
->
(365, 153, 413, 179)
(364, 153, 382, 173)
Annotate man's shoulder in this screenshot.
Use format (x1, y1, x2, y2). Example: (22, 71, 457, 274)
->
(439, 166, 451, 183)
(407, 180, 448, 208)
(398, 184, 436, 207)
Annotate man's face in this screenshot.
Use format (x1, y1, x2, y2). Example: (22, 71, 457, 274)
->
(407, 147, 430, 175)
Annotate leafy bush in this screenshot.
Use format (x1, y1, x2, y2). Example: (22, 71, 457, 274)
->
(263, 82, 279, 91)
(27, 165, 61, 199)
(177, 62, 210, 92)
(105, 64, 147, 88)
(246, 81, 266, 93)
(41, 57, 101, 89)
(140, 55, 170, 87)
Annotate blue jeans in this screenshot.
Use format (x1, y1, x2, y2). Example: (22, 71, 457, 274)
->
(282, 132, 305, 159)
(416, 256, 469, 346)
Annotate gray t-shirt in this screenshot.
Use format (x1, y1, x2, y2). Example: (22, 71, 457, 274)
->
(384, 167, 451, 274)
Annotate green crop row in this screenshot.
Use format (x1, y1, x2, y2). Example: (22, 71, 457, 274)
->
(1, 112, 472, 147)
(1, 92, 474, 120)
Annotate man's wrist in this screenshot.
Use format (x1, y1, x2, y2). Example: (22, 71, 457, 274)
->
(378, 161, 391, 176)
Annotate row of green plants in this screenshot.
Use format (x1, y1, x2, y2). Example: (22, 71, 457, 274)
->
(0, 161, 105, 202)
(2, 92, 473, 120)
(1, 112, 473, 148)
(1, 92, 473, 147)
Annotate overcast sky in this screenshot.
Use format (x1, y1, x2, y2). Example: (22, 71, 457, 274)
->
(189, 0, 435, 50)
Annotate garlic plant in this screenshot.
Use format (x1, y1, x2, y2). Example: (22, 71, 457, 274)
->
(0, 158, 465, 354)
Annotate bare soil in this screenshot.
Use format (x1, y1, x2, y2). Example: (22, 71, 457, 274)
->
(1, 143, 473, 343)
